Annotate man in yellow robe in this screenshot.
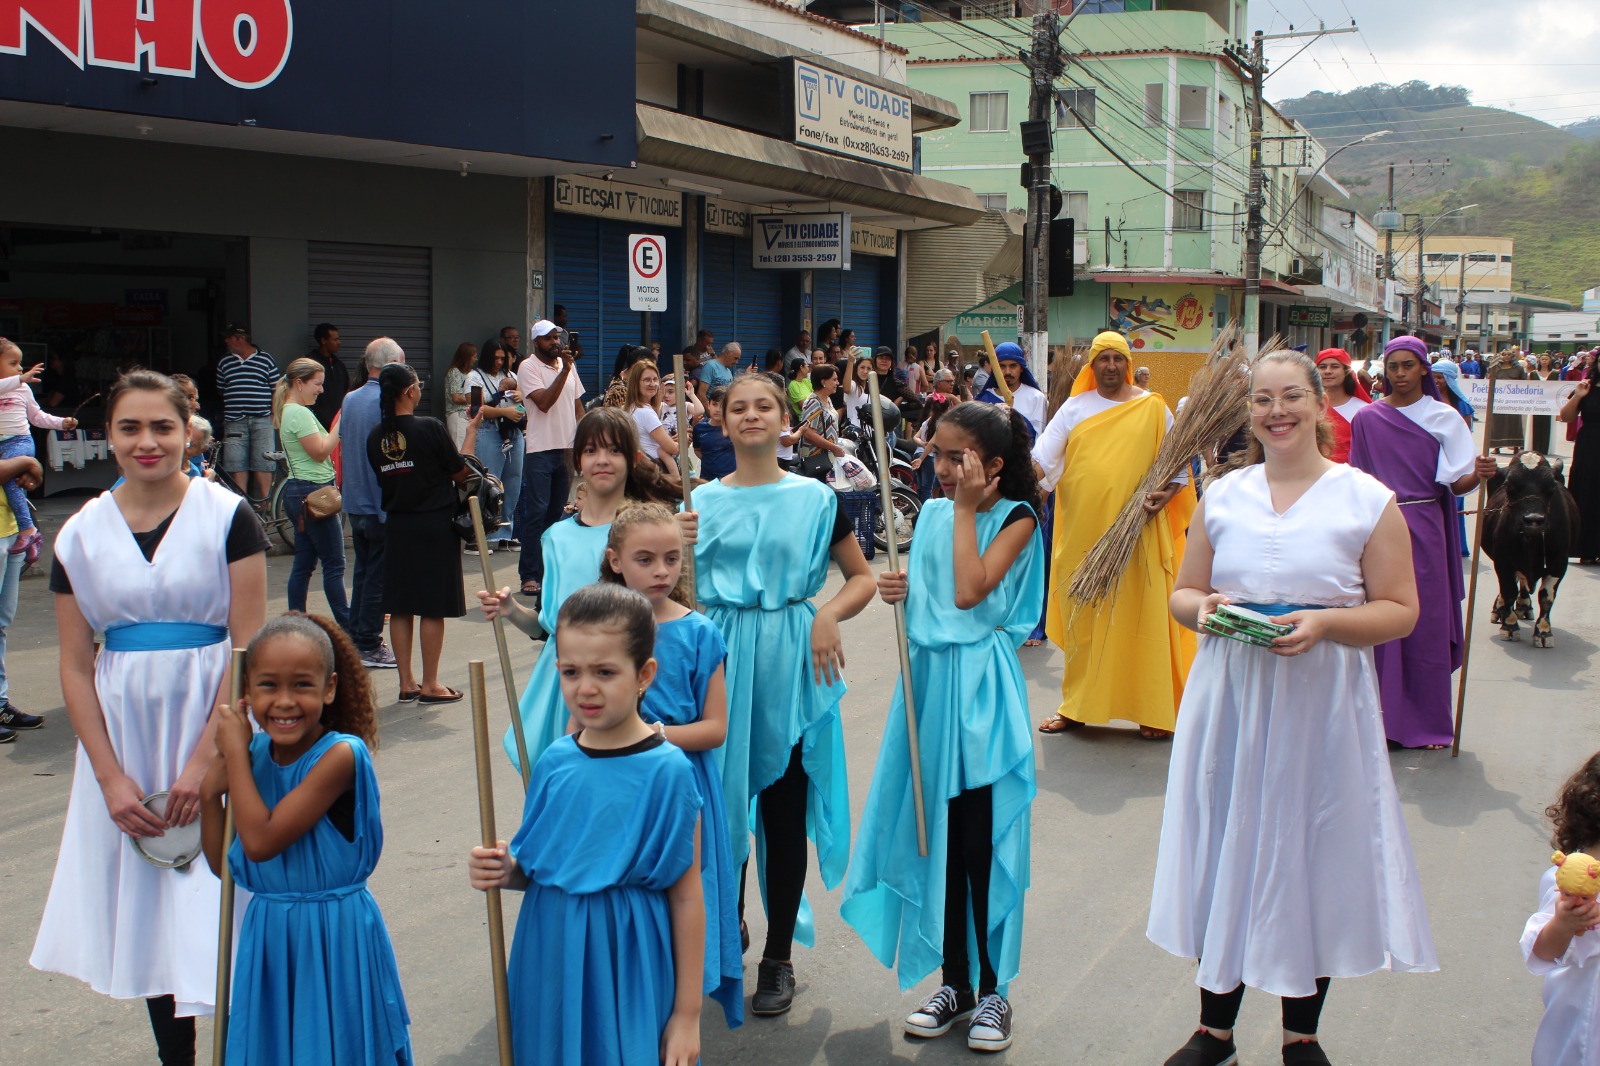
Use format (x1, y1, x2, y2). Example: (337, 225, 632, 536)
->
(1031, 331, 1195, 738)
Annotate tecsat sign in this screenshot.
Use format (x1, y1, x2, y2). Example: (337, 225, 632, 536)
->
(752, 214, 851, 271)
(792, 60, 912, 171)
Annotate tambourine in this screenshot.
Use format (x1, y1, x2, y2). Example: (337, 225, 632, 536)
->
(128, 791, 203, 871)
(1201, 604, 1293, 649)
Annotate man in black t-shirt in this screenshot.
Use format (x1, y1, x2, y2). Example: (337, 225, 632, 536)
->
(305, 323, 350, 428)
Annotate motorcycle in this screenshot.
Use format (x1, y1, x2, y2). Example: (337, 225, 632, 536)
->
(839, 396, 920, 554)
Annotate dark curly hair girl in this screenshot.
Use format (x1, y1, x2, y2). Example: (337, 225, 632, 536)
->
(937, 401, 1041, 504)
(244, 612, 378, 747)
(1547, 752, 1600, 855)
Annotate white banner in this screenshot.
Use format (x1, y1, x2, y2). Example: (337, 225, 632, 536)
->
(553, 175, 683, 226)
(1464, 378, 1576, 416)
(793, 60, 913, 171)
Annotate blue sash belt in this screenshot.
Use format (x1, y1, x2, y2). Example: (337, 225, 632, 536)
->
(1236, 602, 1326, 618)
(103, 622, 229, 652)
(250, 882, 368, 904)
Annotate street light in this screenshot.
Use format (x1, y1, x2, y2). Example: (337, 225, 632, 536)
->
(1258, 129, 1392, 252)
(1404, 203, 1479, 333)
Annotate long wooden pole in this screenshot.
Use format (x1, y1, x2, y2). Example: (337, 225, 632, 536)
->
(672, 352, 697, 609)
(469, 496, 532, 789)
(980, 329, 1015, 405)
(1453, 361, 1499, 758)
(469, 661, 516, 1066)
(868, 371, 928, 857)
(212, 647, 246, 1066)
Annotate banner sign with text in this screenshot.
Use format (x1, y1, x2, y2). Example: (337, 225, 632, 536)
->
(554, 175, 682, 227)
(1465, 378, 1576, 416)
(751, 213, 851, 270)
(792, 60, 912, 171)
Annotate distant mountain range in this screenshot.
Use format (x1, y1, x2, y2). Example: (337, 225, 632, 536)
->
(1272, 83, 1599, 305)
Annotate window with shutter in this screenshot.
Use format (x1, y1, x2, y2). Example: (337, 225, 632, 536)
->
(969, 92, 1008, 133)
(1179, 85, 1208, 128)
(1055, 88, 1096, 128)
(1143, 83, 1164, 127)
(1174, 190, 1205, 231)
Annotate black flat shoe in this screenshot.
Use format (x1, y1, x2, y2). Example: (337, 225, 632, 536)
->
(751, 958, 795, 1016)
(1164, 1029, 1238, 1066)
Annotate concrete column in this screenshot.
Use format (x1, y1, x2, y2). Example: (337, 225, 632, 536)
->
(526, 177, 547, 329)
(683, 196, 701, 348)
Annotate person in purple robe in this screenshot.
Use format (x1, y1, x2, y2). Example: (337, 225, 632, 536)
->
(1348, 336, 1497, 749)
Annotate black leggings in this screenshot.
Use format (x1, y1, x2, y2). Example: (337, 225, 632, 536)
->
(943, 786, 998, 996)
(737, 743, 811, 962)
(146, 995, 196, 1066)
(1199, 977, 1332, 1035)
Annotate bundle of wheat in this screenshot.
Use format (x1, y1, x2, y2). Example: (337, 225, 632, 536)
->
(1046, 338, 1085, 421)
(1065, 325, 1279, 606)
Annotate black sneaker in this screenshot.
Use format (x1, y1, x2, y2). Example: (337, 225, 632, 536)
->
(967, 993, 1012, 1052)
(1283, 1038, 1332, 1065)
(0, 702, 43, 729)
(740, 918, 749, 954)
(751, 958, 795, 1016)
(0, 724, 14, 743)
(1165, 1029, 1238, 1066)
(904, 985, 975, 1038)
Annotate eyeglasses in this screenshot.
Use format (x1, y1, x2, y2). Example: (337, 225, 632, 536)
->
(1249, 389, 1316, 413)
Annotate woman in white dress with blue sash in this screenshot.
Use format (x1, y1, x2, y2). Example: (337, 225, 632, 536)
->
(1148, 351, 1437, 1066)
(31, 371, 267, 1065)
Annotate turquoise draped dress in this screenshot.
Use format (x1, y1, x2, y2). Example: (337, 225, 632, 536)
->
(226, 732, 412, 1065)
(841, 498, 1043, 993)
(503, 516, 611, 770)
(691, 474, 851, 949)
(507, 736, 701, 1066)
(638, 612, 743, 1027)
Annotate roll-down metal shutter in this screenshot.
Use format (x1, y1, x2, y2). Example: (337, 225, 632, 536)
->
(308, 240, 433, 396)
(701, 235, 784, 357)
(552, 214, 682, 382)
(813, 259, 886, 351)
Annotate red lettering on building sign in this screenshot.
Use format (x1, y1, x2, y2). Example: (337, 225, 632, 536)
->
(0, 0, 293, 88)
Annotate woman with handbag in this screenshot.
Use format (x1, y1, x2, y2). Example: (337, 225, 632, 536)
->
(273, 357, 350, 629)
(797, 364, 847, 480)
(469, 341, 525, 553)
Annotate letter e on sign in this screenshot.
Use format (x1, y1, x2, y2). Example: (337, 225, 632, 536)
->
(628, 233, 668, 312)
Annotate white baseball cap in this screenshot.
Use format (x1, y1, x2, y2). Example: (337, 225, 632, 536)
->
(531, 320, 559, 339)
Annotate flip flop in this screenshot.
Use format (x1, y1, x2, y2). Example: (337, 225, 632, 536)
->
(1038, 714, 1084, 734)
(418, 687, 464, 705)
(520, 581, 542, 597)
(1022, 638, 1045, 647)
(398, 689, 420, 704)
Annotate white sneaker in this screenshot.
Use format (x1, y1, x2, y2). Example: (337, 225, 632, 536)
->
(464, 544, 492, 556)
(905, 985, 974, 1038)
(967, 993, 1012, 1052)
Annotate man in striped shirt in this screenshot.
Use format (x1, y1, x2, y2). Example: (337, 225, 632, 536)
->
(217, 325, 280, 500)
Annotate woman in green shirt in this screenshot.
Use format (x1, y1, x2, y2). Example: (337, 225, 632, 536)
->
(273, 357, 349, 628)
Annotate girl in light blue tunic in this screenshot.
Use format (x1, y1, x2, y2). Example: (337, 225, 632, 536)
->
(842, 402, 1043, 1055)
(690, 373, 877, 1016)
(600, 503, 742, 1028)
(200, 612, 411, 1066)
(480, 409, 682, 776)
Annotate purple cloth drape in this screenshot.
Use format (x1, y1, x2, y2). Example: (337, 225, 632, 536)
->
(1348, 402, 1464, 748)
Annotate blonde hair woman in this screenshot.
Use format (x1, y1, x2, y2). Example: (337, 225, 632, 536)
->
(272, 357, 348, 625)
(624, 359, 678, 466)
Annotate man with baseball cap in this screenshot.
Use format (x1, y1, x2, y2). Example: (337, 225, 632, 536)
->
(515, 319, 585, 599)
(216, 324, 280, 501)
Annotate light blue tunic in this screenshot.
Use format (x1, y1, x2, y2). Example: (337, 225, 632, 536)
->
(840, 498, 1043, 993)
(638, 612, 743, 1028)
(691, 474, 851, 949)
(503, 516, 611, 769)
(508, 736, 701, 1066)
(226, 732, 412, 1065)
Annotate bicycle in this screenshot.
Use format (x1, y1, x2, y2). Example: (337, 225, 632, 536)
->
(206, 439, 293, 552)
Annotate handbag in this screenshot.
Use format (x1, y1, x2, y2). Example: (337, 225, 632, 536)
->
(303, 484, 343, 521)
(798, 450, 833, 480)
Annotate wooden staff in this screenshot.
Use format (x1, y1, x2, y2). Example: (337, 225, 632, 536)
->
(868, 371, 928, 857)
(468, 495, 533, 789)
(979, 330, 1015, 405)
(1453, 360, 1500, 758)
(212, 646, 246, 1066)
(672, 351, 697, 609)
(469, 661, 516, 1066)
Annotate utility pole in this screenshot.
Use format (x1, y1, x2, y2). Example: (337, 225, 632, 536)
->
(1383, 164, 1395, 279)
(1234, 22, 1358, 359)
(1413, 214, 1426, 335)
(1020, 9, 1063, 388)
(1453, 251, 1468, 354)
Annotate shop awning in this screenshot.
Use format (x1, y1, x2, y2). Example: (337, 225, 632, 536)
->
(1090, 272, 1303, 296)
(635, 104, 983, 227)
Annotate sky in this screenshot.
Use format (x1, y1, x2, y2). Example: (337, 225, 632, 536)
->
(1259, 0, 1600, 128)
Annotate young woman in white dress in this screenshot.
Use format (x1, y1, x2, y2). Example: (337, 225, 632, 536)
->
(31, 370, 267, 1064)
(1149, 350, 1437, 1066)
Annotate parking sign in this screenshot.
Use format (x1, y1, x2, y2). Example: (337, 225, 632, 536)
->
(628, 234, 667, 312)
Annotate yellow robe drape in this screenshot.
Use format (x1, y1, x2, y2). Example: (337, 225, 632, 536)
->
(1044, 393, 1195, 730)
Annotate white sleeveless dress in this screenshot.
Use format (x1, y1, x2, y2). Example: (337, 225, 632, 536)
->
(31, 478, 239, 1016)
(1146, 463, 1439, 998)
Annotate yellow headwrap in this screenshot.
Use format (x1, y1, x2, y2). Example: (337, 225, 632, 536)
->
(1071, 330, 1135, 396)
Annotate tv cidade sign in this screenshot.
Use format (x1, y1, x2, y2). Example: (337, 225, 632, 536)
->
(0, 0, 293, 88)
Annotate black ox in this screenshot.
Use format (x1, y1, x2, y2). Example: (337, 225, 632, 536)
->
(1482, 452, 1580, 648)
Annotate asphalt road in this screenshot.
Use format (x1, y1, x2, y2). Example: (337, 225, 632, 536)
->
(2, 485, 1593, 1065)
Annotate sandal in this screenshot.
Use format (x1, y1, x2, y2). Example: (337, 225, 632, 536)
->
(1140, 726, 1174, 741)
(1023, 638, 1045, 647)
(520, 581, 542, 597)
(398, 689, 420, 704)
(1038, 714, 1084, 734)
(418, 687, 464, 705)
